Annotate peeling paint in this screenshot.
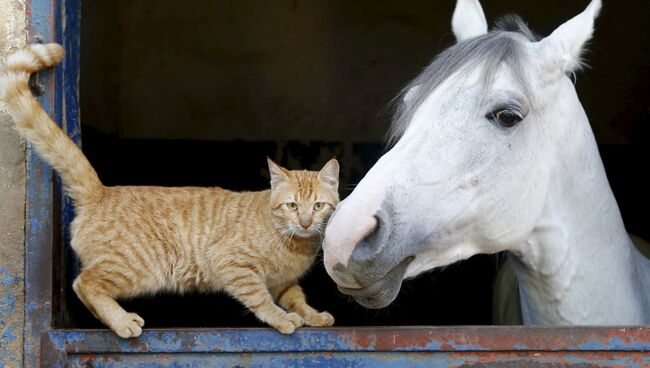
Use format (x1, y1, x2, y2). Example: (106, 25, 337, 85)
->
(41, 328, 650, 367)
(0, 294, 16, 316)
(0, 268, 22, 288)
(2, 326, 17, 342)
(0, 1, 28, 367)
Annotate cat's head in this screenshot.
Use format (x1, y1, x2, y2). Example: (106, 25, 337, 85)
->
(268, 158, 340, 239)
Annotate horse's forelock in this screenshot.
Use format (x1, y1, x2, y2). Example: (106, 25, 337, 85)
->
(492, 14, 540, 42)
(387, 15, 536, 146)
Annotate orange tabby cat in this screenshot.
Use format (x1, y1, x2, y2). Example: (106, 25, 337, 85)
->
(0, 44, 339, 337)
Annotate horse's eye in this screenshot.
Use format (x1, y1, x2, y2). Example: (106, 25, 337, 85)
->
(487, 108, 523, 127)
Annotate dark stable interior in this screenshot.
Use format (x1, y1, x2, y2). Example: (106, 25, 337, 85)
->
(60, 0, 650, 329)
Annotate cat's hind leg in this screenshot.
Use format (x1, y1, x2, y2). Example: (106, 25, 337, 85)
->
(274, 283, 334, 327)
(73, 264, 145, 338)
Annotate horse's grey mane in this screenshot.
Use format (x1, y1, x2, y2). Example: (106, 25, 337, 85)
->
(387, 15, 539, 145)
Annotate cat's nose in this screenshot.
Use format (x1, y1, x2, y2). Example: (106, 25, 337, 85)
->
(300, 218, 313, 229)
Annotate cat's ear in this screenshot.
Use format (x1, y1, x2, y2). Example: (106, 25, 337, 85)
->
(318, 159, 339, 189)
(267, 158, 291, 187)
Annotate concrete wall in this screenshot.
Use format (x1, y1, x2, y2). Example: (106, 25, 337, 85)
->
(80, 0, 650, 144)
(0, 0, 27, 367)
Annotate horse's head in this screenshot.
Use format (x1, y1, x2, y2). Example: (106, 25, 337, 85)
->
(323, 0, 602, 308)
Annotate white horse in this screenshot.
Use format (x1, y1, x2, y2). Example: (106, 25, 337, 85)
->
(323, 0, 650, 324)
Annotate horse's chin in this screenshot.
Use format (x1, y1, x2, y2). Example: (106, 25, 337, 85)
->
(337, 257, 414, 309)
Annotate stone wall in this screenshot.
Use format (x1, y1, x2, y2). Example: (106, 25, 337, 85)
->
(0, 0, 27, 366)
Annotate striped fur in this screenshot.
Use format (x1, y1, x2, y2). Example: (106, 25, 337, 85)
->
(1, 44, 340, 337)
(0, 44, 103, 205)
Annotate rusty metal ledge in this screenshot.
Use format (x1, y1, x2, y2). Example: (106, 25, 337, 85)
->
(41, 326, 650, 367)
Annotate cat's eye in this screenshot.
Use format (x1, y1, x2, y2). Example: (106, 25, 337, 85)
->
(286, 202, 298, 211)
(313, 202, 325, 211)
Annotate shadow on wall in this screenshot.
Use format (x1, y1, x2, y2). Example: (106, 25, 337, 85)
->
(81, 0, 650, 144)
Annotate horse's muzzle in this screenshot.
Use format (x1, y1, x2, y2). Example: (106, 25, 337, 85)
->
(337, 256, 414, 309)
(324, 196, 413, 308)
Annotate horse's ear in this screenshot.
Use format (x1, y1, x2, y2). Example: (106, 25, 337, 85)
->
(538, 0, 602, 72)
(452, 0, 488, 42)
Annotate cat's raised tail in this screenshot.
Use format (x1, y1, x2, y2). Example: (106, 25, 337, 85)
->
(1, 44, 103, 206)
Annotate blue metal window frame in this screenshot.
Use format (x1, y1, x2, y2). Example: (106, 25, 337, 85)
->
(23, 0, 650, 366)
(38, 327, 650, 367)
(24, 0, 80, 365)
(24, 0, 59, 366)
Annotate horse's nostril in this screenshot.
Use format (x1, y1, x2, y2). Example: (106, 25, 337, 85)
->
(352, 213, 391, 263)
(361, 216, 380, 242)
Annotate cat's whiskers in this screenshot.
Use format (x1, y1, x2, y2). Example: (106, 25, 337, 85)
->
(277, 228, 295, 250)
(264, 223, 299, 251)
(261, 226, 287, 250)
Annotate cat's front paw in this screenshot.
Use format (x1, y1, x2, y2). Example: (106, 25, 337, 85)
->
(303, 311, 335, 327)
(272, 312, 304, 334)
(112, 312, 145, 338)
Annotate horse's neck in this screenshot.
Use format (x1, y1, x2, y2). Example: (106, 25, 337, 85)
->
(509, 118, 650, 325)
